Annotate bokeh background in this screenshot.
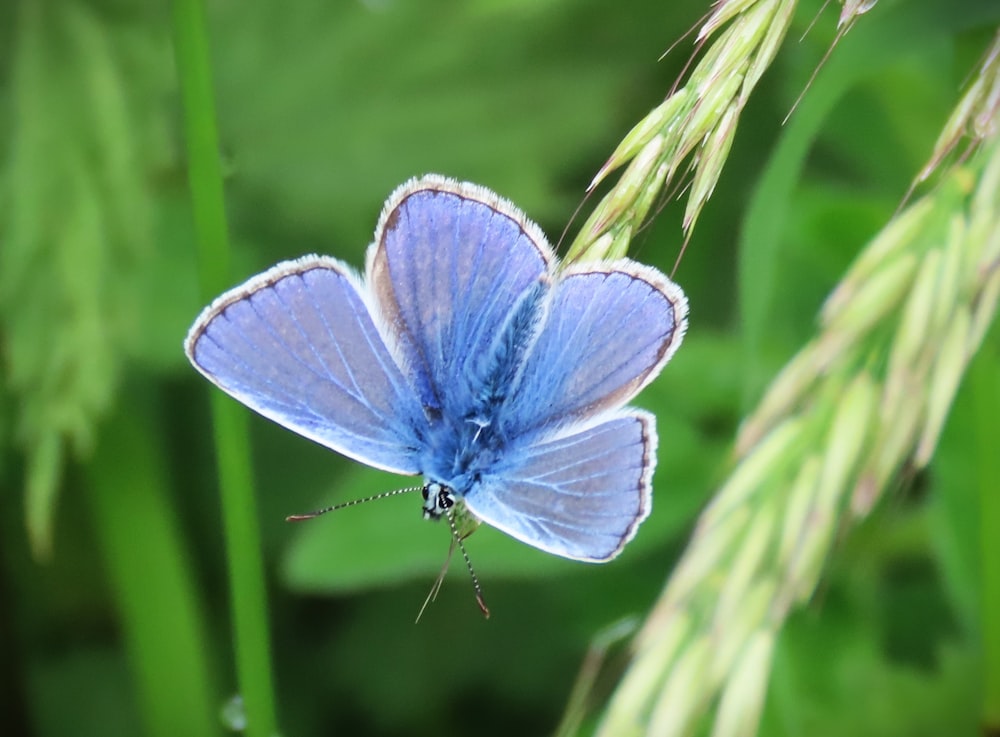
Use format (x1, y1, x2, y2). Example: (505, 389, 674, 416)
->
(1, 0, 998, 736)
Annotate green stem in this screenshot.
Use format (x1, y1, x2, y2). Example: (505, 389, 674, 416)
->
(975, 343, 1000, 731)
(88, 392, 220, 737)
(170, 1, 279, 736)
(553, 617, 638, 737)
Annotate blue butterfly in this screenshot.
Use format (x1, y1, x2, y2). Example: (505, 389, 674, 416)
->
(185, 175, 687, 569)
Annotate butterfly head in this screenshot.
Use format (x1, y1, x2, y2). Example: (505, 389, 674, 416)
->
(421, 481, 456, 520)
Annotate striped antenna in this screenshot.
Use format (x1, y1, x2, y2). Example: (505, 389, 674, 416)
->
(415, 510, 490, 622)
(285, 485, 424, 521)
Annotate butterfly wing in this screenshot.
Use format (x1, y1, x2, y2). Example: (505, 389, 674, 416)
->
(463, 411, 656, 561)
(368, 176, 553, 415)
(185, 255, 427, 475)
(503, 262, 687, 441)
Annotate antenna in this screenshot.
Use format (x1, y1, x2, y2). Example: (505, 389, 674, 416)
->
(415, 509, 490, 622)
(285, 485, 423, 521)
(446, 512, 490, 619)
(415, 538, 455, 624)
(287, 484, 490, 620)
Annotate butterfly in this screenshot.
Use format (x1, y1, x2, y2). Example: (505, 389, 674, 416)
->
(185, 175, 687, 585)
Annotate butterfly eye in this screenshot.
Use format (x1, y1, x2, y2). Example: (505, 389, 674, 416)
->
(438, 488, 455, 511)
(421, 482, 456, 520)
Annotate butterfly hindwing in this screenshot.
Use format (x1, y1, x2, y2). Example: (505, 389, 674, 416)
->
(185, 256, 427, 475)
(463, 411, 656, 561)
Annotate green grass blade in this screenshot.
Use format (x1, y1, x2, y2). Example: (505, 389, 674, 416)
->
(170, 0, 279, 735)
(974, 342, 1000, 729)
(87, 394, 220, 737)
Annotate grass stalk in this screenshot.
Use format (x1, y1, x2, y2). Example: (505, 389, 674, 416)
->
(87, 393, 219, 737)
(170, 0, 279, 735)
(564, 0, 797, 264)
(593, 21, 1000, 737)
(975, 348, 1000, 730)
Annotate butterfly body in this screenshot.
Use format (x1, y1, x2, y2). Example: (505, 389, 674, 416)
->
(186, 176, 687, 562)
(416, 277, 551, 509)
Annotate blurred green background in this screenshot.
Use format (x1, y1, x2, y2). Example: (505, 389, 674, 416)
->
(1, 0, 998, 736)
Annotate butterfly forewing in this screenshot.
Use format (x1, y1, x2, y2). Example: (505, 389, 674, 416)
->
(185, 256, 426, 475)
(502, 263, 687, 442)
(369, 176, 554, 416)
